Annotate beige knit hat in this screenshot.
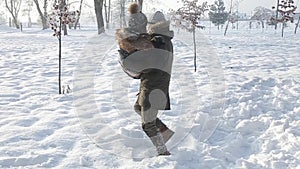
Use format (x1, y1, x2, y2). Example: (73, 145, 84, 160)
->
(148, 11, 166, 24)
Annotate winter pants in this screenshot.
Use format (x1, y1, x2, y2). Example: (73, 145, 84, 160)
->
(134, 103, 168, 129)
(134, 103, 159, 137)
(134, 104, 158, 123)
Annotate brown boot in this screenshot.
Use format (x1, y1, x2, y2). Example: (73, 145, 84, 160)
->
(149, 133, 171, 156)
(156, 118, 174, 143)
(143, 121, 171, 156)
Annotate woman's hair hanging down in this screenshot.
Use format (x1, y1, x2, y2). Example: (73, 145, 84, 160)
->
(128, 3, 139, 14)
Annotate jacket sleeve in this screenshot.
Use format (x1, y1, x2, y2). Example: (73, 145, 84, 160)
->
(118, 49, 141, 79)
(150, 35, 165, 48)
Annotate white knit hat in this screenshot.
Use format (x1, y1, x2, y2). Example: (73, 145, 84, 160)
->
(148, 11, 166, 24)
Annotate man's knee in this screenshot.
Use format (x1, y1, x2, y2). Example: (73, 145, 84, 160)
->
(141, 107, 158, 124)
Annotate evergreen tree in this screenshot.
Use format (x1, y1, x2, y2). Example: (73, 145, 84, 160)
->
(208, 0, 228, 30)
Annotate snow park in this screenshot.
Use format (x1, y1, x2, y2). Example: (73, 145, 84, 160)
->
(0, 0, 299, 168)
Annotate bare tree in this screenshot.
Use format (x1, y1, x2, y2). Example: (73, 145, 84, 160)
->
(295, 15, 300, 34)
(137, 0, 143, 11)
(33, 0, 48, 29)
(271, 0, 297, 37)
(5, 0, 22, 29)
(172, 0, 208, 72)
(251, 6, 273, 29)
(104, 0, 111, 29)
(74, 0, 83, 29)
(59, 0, 68, 35)
(224, 0, 232, 36)
(49, 1, 77, 94)
(274, 0, 280, 30)
(23, 0, 34, 28)
(94, 0, 105, 34)
(119, 0, 126, 28)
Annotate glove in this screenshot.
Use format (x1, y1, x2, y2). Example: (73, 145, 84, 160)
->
(151, 36, 165, 48)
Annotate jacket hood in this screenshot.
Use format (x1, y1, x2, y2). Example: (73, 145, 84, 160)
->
(148, 11, 166, 24)
(148, 20, 174, 38)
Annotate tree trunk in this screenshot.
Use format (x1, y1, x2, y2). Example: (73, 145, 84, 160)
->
(5, 0, 21, 29)
(281, 22, 284, 37)
(138, 0, 143, 11)
(193, 27, 197, 72)
(43, 0, 48, 29)
(294, 16, 300, 34)
(119, 0, 126, 28)
(60, 0, 68, 35)
(94, 0, 105, 34)
(28, 10, 32, 28)
(74, 0, 83, 29)
(12, 15, 19, 29)
(33, 0, 48, 29)
(261, 20, 264, 29)
(63, 24, 68, 35)
(58, 19, 62, 94)
(224, 0, 233, 36)
(104, 0, 111, 29)
(224, 21, 229, 36)
(9, 17, 12, 27)
(275, 0, 279, 30)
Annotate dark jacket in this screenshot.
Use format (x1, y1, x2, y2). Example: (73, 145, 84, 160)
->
(116, 28, 154, 79)
(137, 20, 174, 110)
(116, 21, 174, 110)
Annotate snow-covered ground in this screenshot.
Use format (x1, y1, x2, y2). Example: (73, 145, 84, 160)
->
(0, 22, 299, 169)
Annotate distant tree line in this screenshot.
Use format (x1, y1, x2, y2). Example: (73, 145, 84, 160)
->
(2, 0, 299, 37)
(2, 0, 145, 34)
(170, 0, 298, 37)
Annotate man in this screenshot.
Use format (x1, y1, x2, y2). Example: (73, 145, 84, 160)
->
(116, 7, 174, 156)
(133, 11, 175, 156)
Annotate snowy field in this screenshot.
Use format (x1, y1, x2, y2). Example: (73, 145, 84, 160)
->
(0, 22, 299, 169)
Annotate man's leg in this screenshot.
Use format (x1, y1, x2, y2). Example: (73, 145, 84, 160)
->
(134, 101, 142, 116)
(141, 107, 170, 155)
(135, 102, 174, 143)
(156, 118, 174, 144)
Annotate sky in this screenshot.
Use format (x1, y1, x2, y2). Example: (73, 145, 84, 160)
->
(237, 0, 279, 13)
(1, 0, 300, 23)
(164, 0, 285, 13)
